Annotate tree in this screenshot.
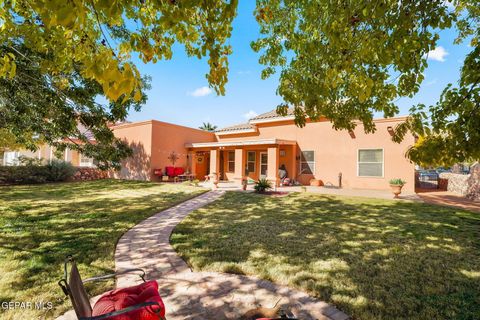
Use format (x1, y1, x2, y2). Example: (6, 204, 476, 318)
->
(199, 122, 218, 132)
(252, 0, 479, 166)
(0, 0, 237, 98)
(0, 128, 24, 151)
(0, 0, 237, 167)
(1, 1, 479, 167)
(0, 43, 150, 169)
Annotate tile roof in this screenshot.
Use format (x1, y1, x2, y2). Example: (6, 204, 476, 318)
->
(215, 123, 256, 133)
(249, 107, 296, 121)
(216, 107, 296, 132)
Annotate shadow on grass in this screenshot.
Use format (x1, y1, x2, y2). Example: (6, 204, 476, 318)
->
(171, 191, 480, 320)
(0, 179, 205, 319)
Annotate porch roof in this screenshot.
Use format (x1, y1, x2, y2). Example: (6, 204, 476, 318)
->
(185, 138, 296, 149)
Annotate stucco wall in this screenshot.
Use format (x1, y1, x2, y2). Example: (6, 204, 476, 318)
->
(112, 121, 153, 180)
(150, 120, 216, 181)
(216, 118, 415, 192)
(112, 120, 215, 181)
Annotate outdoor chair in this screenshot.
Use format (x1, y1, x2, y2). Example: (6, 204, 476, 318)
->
(58, 256, 165, 320)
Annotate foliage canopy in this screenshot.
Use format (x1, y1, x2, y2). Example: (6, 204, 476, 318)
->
(0, 0, 478, 166)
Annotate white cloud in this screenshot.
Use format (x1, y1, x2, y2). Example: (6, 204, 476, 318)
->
(188, 86, 212, 97)
(427, 46, 449, 62)
(243, 110, 258, 120)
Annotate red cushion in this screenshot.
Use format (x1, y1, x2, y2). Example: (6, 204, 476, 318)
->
(174, 167, 184, 176)
(165, 166, 175, 177)
(92, 280, 165, 320)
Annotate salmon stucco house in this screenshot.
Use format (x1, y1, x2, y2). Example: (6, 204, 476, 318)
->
(113, 108, 415, 193)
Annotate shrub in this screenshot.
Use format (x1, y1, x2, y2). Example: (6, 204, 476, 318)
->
(389, 178, 406, 186)
(254, 178, 272, 193)
(0, 165, 48, 184)
(45, 160, 76, 182)
(0, 160, 75, 184)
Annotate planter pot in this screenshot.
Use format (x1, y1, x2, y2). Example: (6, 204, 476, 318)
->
(310, 179, 323, 187)
(390, 184, 404, 198)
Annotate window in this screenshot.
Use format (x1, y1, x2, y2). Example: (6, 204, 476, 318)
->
(299, 150, 315, 175)
(247, 151, 256, 173)
(227, 151, 235, 172)
(3, 151, 19, 166)
(79, 153, 95, 167)
(358, 149, 383, 177)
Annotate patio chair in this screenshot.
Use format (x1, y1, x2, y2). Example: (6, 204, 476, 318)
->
(58, 256, 166, 320)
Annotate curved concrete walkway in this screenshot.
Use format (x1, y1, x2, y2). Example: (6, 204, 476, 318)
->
(115, 190, 349, 320)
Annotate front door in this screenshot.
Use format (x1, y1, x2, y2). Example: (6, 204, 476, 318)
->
(260, 152, 268, 178)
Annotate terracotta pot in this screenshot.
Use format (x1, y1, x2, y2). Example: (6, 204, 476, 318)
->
(241, 179, 248, 190)
(310, 179, 323, 187)
(390, 184, 403, 198)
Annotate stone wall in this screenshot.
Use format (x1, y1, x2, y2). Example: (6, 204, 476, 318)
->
(466, 163, 480, 201)
(439, 162, 480, 201)
(72, 167, 108, 181)
(439, 172, 470, 195)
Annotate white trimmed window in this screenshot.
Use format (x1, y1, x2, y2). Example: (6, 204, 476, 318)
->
(227, 151, 235, 172)
(299, 150, 315, 175)
(247, 151, 256, 173)
(3, 151, 20, 166)
(358, 149, 384, 177)
(79, 154, 95, 167)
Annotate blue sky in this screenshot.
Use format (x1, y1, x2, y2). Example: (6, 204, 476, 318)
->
(126, 2, 472, 130)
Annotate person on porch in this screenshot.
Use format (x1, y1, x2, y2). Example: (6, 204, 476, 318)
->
(278, 164, 288, 186)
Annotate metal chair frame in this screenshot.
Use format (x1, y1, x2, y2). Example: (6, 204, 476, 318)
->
(58, 255, 165, 320)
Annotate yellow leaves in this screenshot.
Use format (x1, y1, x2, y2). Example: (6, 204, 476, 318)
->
(133, 89, 142, 102)
(0, 53, 16, 79)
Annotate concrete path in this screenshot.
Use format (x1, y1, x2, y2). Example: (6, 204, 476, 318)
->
(417, 191, 480, 213)
(201, 181, 420, 201)
(114, 191, 349, 320)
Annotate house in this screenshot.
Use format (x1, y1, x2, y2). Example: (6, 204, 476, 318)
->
(111, 120, 216, 180)
(1, 123, 97, 167)
(2, 108, 415, 193)
(2, 145, 95, 167)
(184, 108, 415, 193)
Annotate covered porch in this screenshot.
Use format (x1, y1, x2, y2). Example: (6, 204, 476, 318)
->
(186, 139, 297, 186)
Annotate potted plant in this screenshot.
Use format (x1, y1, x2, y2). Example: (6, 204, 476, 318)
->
(241, 167, 249, 190)
(254, 178, 272, 193)
(210, 172, 219, 189)
(389, 178, 406, 198)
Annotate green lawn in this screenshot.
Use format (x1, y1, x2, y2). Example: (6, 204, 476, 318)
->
(0, 179, 205, 319)
(171, 192, 480, 320)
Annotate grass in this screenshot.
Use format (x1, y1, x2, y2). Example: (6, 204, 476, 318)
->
(171, 192, 480, 320)
(0, 179, 205, 319)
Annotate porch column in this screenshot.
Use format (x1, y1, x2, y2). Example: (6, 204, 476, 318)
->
(188, 151, 196, 176)
(233, 148, 245, 185)
(291, 145, 298, 180)
(209, 149, 220, 179)
(267, 146, 280, 187)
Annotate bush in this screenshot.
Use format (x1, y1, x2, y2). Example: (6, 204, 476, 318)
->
(46, 160, 76, 182)
(389, 178, 406, 186)
(254, 178, 272, 193)
(0, 165, 48, 184)
(0, 160, 75, 184)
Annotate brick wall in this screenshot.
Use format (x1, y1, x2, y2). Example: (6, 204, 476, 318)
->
(72, 168, 108, 181)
